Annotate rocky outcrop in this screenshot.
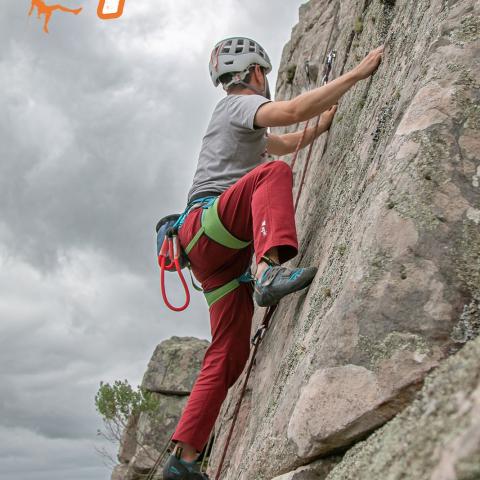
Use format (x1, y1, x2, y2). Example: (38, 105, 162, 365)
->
(142, 336, 208, 395)
(208, 0, 480, 478)
(111, 337, 209, 480)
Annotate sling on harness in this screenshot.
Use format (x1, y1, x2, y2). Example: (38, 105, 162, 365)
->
(157, 197, 253, 312)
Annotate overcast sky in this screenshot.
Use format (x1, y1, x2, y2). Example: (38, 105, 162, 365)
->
(0, 1, 306, 479)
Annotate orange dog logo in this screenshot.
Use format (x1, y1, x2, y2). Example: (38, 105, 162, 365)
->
(97, 0, 126, 19)
(28, 0, 82, 33)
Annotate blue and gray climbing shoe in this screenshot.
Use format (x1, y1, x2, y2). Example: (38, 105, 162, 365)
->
(163, 453, 210, 480)
(254, 260, 317, 307)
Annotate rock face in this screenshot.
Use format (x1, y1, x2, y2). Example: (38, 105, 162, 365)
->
(324, 335, 480, 480)
(142, 336, 207, 394)
(207, 0, 480, 478)
(271, 457, 342, 480)
(111, 337, 209, 480)
(111, 1, 479, 478)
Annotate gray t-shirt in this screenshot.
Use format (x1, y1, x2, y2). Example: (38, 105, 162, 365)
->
(187, 94, 271, 203)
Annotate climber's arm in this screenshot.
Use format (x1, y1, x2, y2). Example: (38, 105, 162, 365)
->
(266, 105, 337, 156)
(255, 46, 384, 128)
(266, 128, 319, 156)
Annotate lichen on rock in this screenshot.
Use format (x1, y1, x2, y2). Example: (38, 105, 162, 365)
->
(324, 336, 480, 480)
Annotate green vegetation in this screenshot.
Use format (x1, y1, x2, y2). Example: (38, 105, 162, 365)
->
(354, 17, 364, 34)
(95, 380, 161, 464)
(286, 64, 297, 84)
(95, 379, 159, 422)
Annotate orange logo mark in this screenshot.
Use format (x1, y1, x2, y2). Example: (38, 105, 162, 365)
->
(28, 0, 82, 34)
(97, 0, 125, 19)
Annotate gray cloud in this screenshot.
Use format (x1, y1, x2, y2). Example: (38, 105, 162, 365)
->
(0, 1, 306, 479)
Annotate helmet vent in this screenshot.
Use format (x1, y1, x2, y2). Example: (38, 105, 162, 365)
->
(222, 47, 230, 53)
(235, 46, 243, 53)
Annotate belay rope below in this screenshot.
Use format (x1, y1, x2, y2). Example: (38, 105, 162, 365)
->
(213, 50, 337, 480)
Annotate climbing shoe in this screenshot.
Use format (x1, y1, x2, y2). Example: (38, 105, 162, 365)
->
(254, 263, 317, 307)
(163, 454, 210, 480)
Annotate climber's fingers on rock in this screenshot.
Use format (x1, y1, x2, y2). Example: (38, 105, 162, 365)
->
(363, 46, 383, 72)
(320, 105, 337, 130)
(367, 45, 384, 68)
(366, 45, 384, 59)
(353, 45, 384, 80)
(371, 45, 384, 64)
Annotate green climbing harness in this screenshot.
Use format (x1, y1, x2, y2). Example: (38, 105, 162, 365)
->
(187, 197, 252, 307)
(185, 198, 250, 254)
(157, 197, 253, 311)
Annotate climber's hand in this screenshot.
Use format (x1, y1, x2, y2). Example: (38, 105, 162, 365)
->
(319, 105, 337, 131)
(352, 46, 384, 80)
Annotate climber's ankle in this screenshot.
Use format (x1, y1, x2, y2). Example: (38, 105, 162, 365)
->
(256, 248, 280, 280)
(173, 442, 198, 462)
(256, 260, 269, 280)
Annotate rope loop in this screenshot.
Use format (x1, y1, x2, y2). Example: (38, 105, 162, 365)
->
(159, 236, 191, 312)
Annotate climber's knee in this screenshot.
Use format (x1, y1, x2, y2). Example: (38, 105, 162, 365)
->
(260, 160, 292, 180)
(266, 159, 291, 173)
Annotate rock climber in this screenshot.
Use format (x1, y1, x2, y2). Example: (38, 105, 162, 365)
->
(163, 37, 384, 479)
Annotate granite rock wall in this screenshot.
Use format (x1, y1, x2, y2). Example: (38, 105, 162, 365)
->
(111, 1, 479, 478)
(208, 0, 479, 478)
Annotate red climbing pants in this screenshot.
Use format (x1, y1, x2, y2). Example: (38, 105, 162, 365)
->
(172, 160, 298, 452)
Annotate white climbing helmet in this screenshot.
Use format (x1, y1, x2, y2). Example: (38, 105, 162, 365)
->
(209, 37, 272, 88)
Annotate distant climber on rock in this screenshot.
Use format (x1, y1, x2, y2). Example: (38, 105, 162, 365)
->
(162, 37, 383, 479)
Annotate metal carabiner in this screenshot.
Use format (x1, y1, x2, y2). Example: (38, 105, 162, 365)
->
(322, 50, 337, 85)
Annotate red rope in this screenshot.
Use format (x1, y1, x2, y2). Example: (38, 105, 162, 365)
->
(289, 119, 310, 172)
(159, 237, 191, 312)
(214, 304, 277, 480)
(294, 114, 321, 210)
(213, 52, 336, 478)
(213, 110, 322, 480)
